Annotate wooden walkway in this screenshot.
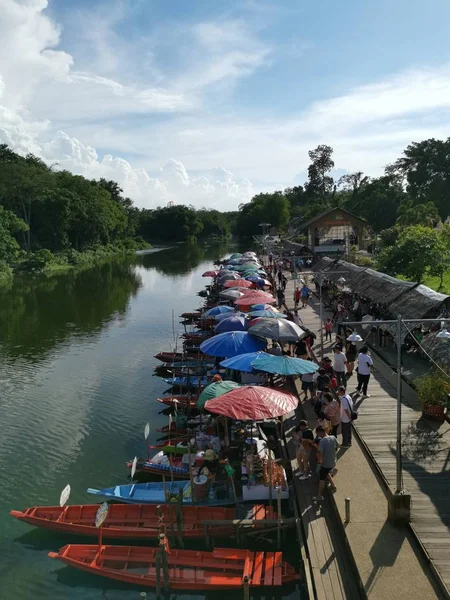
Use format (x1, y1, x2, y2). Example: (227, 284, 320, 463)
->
(282, 271, 450, 598)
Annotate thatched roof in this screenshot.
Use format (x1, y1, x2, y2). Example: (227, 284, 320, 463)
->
(389, 285, 450, 319)
(355, 268, 415, 305)
(422, 331, 450, 367)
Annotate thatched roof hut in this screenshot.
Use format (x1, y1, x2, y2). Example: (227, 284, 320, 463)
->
(422, 331, 450, 367)
(389, 285, 450, 319)
(355, 269, 415, 305)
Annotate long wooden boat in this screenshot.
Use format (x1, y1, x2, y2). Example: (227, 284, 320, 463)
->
(12, 504, 273, 540)
(148, 437, 189, 450)
(162, 376, 209, 389)
(157, 396, 198, 409)
(87, 481, 237, 506)
(154, 351, 201, 363)
(48, 545, 299, 590)
(126, 453, 190, 479)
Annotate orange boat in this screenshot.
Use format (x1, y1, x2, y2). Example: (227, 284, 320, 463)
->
(11, 504, 274, 540)
(48, 545, 299, 590)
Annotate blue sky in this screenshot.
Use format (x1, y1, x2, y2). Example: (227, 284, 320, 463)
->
(1, 0, 450, 208)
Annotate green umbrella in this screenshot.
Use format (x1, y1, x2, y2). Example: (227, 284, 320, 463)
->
(197, 380, 241, 408)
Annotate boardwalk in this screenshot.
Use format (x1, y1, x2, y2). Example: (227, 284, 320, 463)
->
(282, 271, 450, 598)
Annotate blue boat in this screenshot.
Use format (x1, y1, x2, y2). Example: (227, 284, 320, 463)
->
(87, 480, 236, 506)
(162, 376, 209, 388)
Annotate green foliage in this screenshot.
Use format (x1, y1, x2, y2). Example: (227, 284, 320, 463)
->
(196, 209, 231, 239)
(376, 225, 449, 283)
(236, 192, 290, 237)
(396, 200, 440, 227)
(415, 371, 450, 408)
(18, 249, 54, 273)
(0, 205, 28, 262)
(138, 205, 203, 243)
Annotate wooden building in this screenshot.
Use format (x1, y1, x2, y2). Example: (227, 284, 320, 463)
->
(302, 208, 367, 255)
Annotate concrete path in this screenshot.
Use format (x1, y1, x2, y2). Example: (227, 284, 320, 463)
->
(281, 271, 449, 599)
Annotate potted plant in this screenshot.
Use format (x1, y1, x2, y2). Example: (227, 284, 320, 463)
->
(415, 372, 450, 422)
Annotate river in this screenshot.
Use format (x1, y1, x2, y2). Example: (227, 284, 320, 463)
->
(0, 244, 299, 600)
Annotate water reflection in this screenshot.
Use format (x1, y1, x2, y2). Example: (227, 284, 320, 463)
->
(0, 261, 142, 362)
(139, 243, 231, 276)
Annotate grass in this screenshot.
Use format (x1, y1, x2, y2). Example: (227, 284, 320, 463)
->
(420, 269, 450, 295)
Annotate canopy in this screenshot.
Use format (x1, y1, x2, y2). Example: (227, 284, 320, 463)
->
(251, 304, 278, 312)
(235, 293, 276, 306)
(248, 310, 287, 319)
(200, 331, 266, 357)
(215, 316, 248, 333)
(218, 274, 241, 282)
(197, 380, 241, 408)
(223, 279, 254, 289)
(248, 319, 305, 342)
(202, 270, 219, 277)
(251, 354, 318, 375)
(220, 351, 270, 373)
(219, 289, 245, 299)
(203, 306, 234, 317)
(205, 386, 298, 420)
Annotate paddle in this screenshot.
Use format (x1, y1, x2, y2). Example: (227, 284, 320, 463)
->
(131, 456, 138, 481)
(95, 501, 109, 551)
(59, 484, 71, 507)
(144, 422, 150, 460)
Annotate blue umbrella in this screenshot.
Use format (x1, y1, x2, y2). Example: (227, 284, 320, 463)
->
(245, 275, 260, 282)
(200, 331, 266, 357)
(220, 351, 271, 373)
(215, 316, 248, 333)
(251, 303, 277, 311)
(251, 354, 318, 375)
(204, 306, 234, 317)
(248, 310, 287, 319)
(215, 311, 245, 322)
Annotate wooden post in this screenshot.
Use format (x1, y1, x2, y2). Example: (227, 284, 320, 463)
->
(168, 454, 174, 484)
(268, 454, 273, 504)
(158, 533, 169, 591)
(204, 524, 210, 548)
(243, 575, 250, 600)
(176, 487, 184, 548)
(98, 527, 103, 553)
(276, 486, 282, 549)
(155, 551, 161, 599)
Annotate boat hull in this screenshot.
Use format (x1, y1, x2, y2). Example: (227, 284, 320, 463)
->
(48, 545, 299, 590)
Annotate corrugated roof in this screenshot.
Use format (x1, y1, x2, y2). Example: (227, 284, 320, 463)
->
(301, 207, 366, 230)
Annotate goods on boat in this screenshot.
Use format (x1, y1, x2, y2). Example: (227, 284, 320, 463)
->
(87, 480, 236, 506)
(12, 504, 273, 539)
(162, 376, 209, 388)
(48, 545, 299, 590)
(148, 438, 191, 450)
(126, 453, 191, 479)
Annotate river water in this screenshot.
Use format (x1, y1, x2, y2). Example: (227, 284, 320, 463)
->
(0, 244, 299, 600)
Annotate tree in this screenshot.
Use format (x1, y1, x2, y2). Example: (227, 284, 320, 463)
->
(0, 206, 28, 262)
(236, 192, 290, 237)
(376, 225, 448, 283)
(396, 200, 440, 227)
(138, 205, 203, 243)
(388, 138, 450, 221)
(305, 145, 335, 200)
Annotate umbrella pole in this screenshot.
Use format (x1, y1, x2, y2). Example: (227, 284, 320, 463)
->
(268, 453, 273, 505)
(224, 416, 230, 448)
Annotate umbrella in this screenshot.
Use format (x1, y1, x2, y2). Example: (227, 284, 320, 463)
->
(202, 270, 219, 277)
(203, 306, 234, 317)
(218, 275, 241, 284)
(215, 311, 246, 322)
(251, 354, 318, 376)
(248, 310, 287, 318)
(256, 278, 272, 287)
(248, 319, 305, 342)
(251, 304, 278, 312)
(215, 316, 248, 333)
(235, 291, 276, 306)
(219, 289, 245, 299)
(205, 386, 298, 420)
(220, 351, 270, 373)
(197, 380, 241, 408)
(223, 279, 254, 289)
(200, 331, 266, 357)
(229, 253, 242, 260)
(245, 275, 261, 282)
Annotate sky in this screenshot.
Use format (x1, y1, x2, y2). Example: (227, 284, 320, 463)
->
(2, 0, 450, 210)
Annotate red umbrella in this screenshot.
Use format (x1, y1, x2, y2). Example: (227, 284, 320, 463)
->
(205, 386, 298, 420)
(234, 291, 276, 306)
(223, 279, 254, 289)
(202, 270, 219, 277)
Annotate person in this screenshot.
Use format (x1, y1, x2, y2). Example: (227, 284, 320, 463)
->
(294, 286, 301, 309)
(276, 286, 285, 309)
(333, 346, 348, 388)
(294, 337, 309, 359)
(316, 368, 331, 391)
(334, 301, 348, 336)
(356, 345, 374, 398)
(282, 275, 288, 291)
(316, 426, 339, 499)
(268, 341, 282, 356)
(277, 269, 283, 286)
(321, 356, 333, 375)
(293, 309, 302, 327)
(294, 420, 314, 479)
(334, 334, 344, 350)
(268, 252, 273, 266)
(323, 392, 341, 437)
(300, 283, 311, 308)
(300, 358, 315, 401)
(338, 385, 353, 447)
(324, 318, 333, 341)
(345, 329, 357, 378)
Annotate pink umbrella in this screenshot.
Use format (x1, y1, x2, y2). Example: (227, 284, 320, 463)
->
(234, 291, 276, 306)
(205, 386, 298, 420)
(223, 279, 254, 289)
(202, 270, 219, 277)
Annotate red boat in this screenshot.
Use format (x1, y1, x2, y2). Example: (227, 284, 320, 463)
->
(157, 396, 198, 409)
(48, 545, 299, 590)
(12, 504, 273, 540)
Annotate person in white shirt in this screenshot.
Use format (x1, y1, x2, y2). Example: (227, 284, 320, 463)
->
(356, 345, 374, 398)
(338, 386, 353, 447)
(333, 346, 347, 387)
